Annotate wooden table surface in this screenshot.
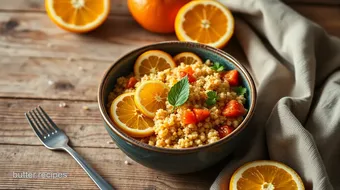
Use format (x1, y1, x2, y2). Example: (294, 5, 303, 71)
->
(0, 0, 339, 189)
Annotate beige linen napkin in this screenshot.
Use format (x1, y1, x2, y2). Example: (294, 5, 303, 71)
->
(212, 0, 340, 189)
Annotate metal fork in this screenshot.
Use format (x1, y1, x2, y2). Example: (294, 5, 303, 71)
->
(25, 106, 113, 190)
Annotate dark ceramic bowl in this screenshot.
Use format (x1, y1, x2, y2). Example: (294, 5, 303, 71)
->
(98, 41, 256, 174)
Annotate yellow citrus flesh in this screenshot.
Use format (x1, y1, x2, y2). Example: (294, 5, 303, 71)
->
(134, 50, 176, 79)
(134, 81, 169, 118)
(175, 0, 234, 49)
(230, 160, 305, 190)
(110, 93, 154, 137)
(45, 0, 110, 33)
(173, 52, 203, 65)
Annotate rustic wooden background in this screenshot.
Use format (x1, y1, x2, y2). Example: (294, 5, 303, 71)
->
(0, 0, 339, 189)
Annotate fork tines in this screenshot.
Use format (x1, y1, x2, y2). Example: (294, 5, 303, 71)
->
(25, 106, 59, 139)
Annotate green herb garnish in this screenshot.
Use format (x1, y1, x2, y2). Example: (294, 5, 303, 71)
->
(235, 86, 247, 96)
(211, 62, 225, 72)
(206, 91, 218, 106)
(168, 76, 190, 111)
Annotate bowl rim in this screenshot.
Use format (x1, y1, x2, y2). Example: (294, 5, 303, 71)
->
(98, 41, 257, 154)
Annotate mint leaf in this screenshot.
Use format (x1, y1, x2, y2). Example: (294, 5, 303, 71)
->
(211, 62, 225, 72)
(168, 76, 190, 110)
(235, 86, 247, 96)
(206, 91, 218, 106)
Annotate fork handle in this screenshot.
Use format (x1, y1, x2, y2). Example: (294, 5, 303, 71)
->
(63, 146, 114, 190)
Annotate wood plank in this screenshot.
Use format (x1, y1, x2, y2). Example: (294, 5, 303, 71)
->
(0, 12, 176, 61)
(0, 98, 116, 148)
(0, 0, 130, 15)
(0, 0, 338, 13)
(0, 145, 218, 189)
(291, 5, 340, 37)
(0, 11, 176, 100)
(285, 0, 340, 4)
(0, 57, 111, 101)
(0, 11, 247, 100)
(0, 6, 338, 100)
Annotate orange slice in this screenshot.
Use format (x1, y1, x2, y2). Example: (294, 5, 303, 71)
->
(230, 160, 305, 190)
(45, 0, 110, 33)
(175, 0, 234, 48)
(134, 50, 176, 79)
(173, 52, 203, 65)
(110, 93, 154, 137)
(134, 81, 169, 118)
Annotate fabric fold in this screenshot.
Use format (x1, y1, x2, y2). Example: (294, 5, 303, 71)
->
(212, 0, 340, 189)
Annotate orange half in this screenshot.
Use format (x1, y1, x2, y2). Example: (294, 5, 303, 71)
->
(175, 0, 234, 48)
(230, 160, 305, 190)
(45, 0, 110, 33)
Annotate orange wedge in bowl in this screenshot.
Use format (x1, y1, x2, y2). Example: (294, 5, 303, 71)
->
(110, 93, 154, 137)
(134, 81, 169, 118)
(45, 0, 110, 33)
(175, 0, 234, 48)
(230, 160, 305, 190)
(173, 52, 203, 65)
(134, 50, 176, 79)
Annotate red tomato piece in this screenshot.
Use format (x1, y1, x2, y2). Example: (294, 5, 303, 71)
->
(180, 67, 196, 83)
(193, 108, 210, 122)
(222, 100, 246, 117)
(182, 110, 197, 124)
(224, 70, 239, 86)
(126, 77, 138, 89)
(216, 125, 234, 138)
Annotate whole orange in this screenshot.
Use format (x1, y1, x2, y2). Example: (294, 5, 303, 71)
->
(127, 0, 191, 33)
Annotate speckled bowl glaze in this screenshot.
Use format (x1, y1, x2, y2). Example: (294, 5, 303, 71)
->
(98, 41, 256, 174)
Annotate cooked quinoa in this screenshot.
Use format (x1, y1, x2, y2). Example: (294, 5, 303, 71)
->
(108, 59, 246, 149)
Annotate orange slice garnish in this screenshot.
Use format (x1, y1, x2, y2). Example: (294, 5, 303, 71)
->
(45, 0, 110, 33)
(134, 50, 176, 79)
(230, 160, 305, 190)
(175, 0, 234, 48)
(173, 52, 203, 65)
(134, 81, 169, 118)
(110, 93, 154, 137)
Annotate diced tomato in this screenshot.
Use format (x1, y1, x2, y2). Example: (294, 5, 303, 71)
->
(193, 108, 210, 122)
(126, 77, 138, 89)
(180, 67, 196, 83)
(222, 100, 246, 117)
(216, 125, 234, 138)
(223, 70, 239, 86)
(182, 110, 197, 124)
(183, 67, 195, 75)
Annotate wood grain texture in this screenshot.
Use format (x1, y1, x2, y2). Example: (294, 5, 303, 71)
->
(0, 4, 338, 100)
(291, 5, 340, 37)
(0, 12, 175, 61)
(285, 0, 340, 4)
(0, 98, 117, 148)
(0, 0, 338, 13)
(0, 12, 176, 100)
(0, 10, 246, 100)
(0, 1, 339, 189)
(0, 0, 130, 15)
(0, 145, 219, 189)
